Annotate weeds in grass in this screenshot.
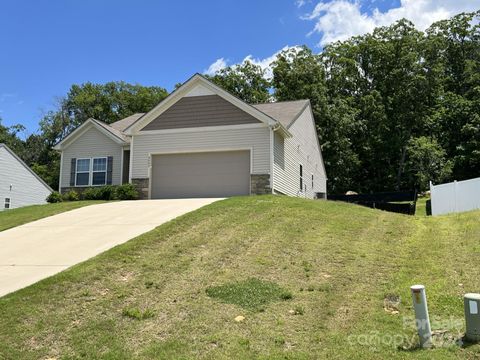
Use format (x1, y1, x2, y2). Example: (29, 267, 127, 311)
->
(122, 307, 155, 320)
(206, 278, 293, 312)
(238, 338, 250, 349)
(302, 260, 314, 279)
(318, 283, 333, 292)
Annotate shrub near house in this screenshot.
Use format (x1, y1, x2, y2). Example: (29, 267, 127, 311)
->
(47, 184, 138, 203)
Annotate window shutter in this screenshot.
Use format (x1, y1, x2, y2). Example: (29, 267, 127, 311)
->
(107, 156, 113, 185)
(70, 158, 76, 186)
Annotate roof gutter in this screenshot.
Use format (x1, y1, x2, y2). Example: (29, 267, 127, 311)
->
(271, 122, 292, 138)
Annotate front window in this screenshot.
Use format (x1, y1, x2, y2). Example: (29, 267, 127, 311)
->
(75, 157, 108, 186)
(4, 198, 10, 209)
(76, 159, 90, 186)
(92, 157, 107, 186)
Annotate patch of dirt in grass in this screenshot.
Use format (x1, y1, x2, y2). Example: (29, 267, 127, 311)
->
(384, 294, 401, 315)
(118, 271, 135, 282)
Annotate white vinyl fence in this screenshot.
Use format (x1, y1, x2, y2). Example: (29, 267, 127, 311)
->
(430, 177, 480, 216)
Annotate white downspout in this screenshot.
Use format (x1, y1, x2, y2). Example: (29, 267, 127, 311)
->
(128, 135, 134, 183)
(58, 151, 63, 192)
(269, 126, 275, 194)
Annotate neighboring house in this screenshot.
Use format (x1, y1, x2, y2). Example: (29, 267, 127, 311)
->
(0, 143, 52, 210)
(53, 74, 327, 199)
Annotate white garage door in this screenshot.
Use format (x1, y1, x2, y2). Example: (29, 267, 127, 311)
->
(151, 151, 251, 198)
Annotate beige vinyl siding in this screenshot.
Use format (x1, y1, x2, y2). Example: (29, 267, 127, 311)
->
(273, 108, 326, 199)
(141, 95, 261, 131)
(0, 146, 51, 210)
(131, 126, 270, 179)
(60, 126, 123, 187)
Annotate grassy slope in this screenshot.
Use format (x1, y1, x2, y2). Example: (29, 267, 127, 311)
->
(0, 201, 106, 232)
(0, 196, 479, 359)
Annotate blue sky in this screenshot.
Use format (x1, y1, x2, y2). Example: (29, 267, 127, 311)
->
(1, 0, 478, 133)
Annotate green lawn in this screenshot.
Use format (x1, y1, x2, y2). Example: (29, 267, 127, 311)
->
(415, 196, 430, 216)
(0, 196, 479, 359)
(0, 201, 106, 232)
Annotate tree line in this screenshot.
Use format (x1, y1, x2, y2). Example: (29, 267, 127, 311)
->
(1, 11, 479, 193)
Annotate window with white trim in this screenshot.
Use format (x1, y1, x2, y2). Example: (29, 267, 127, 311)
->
(75, 157, 108, 186)
(92, 157, 107, 186)
(4, 198, 10, 209)
(76, 159, 90, 186)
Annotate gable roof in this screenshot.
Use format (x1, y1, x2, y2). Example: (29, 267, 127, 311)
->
(0, 143, 53, 192)
(253, 100, 310, 129)
(90, 119, 130, 142)
(110, 113, 145, 131)
(53, 118, 130, 150)
(124, 74, 291, 136)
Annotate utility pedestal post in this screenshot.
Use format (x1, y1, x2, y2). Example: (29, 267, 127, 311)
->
(411, 285, 432, 348)
(464, 293, 480, 343)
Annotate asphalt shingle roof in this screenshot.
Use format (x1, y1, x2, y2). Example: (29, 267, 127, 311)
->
(91, 119, 131, 143)
(110, 113, 145, 132)
(253, 100, 309, 128)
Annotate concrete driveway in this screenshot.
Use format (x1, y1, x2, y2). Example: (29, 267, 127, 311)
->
(0, 199, 221, 297)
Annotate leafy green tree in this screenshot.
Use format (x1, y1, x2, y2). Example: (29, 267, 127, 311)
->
(272, 46, 326, 103)
(31, 162, 59, 190)
(64, 81, 168, 126)
(0, 119, 25, 155)
(405, 136, 452, 190)
(426, 11, 480, 181)
(207, 61, 271, 104)
(271, 46, 362, 193)
(38, 82, 168, 147)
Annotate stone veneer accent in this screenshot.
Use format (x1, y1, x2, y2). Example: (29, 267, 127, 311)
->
(250, 174, 271, 195)
(131, 178, 149, 199)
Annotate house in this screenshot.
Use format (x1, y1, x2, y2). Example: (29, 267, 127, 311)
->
(53, 74, 327, 199)
(0, 143, 52, 210)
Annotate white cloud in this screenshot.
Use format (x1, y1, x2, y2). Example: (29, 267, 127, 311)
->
(295, 0, 308, 7)
(204, 58, 228, 76)
(204, 45, 302, 79)
(303, 0, 480, 46)
(243, 46, 302, 78)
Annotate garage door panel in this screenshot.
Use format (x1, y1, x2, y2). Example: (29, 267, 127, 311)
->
(151, 151, 251, 198)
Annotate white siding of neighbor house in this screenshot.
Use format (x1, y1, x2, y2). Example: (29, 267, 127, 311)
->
(0, 146, 51, 210)
(131, 126, 271, 179)
(273, 108, 327, 199)
(60, 126, 123, 188)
